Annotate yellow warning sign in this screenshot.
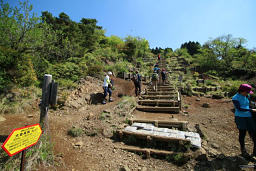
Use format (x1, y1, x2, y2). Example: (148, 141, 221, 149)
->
(1, 124, 42, 156)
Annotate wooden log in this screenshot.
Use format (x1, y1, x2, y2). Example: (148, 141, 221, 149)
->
(118, 146, 181, 158)
(145, 91, 177, 95)
(138, 100, 179, 106)
(40, 74, 52, 133)
(141, 95, 177, 100)
(136, 105, 180, 113)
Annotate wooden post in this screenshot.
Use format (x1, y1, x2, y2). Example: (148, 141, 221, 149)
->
(20, 149, 26, 171)
(40, 74, 52, 133)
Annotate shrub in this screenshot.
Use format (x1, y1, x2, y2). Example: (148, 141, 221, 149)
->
(15, 55, 38, 87)
(87, 63, 104, 78)
(193, 72, 199, 78)
(221, 80, 244, 97)
(48, 62, 82, 82)
(68, 127, 84, 137)
(0, 71, 10, 92)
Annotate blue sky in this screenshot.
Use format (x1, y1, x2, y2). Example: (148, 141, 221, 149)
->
(7, 0, 256, 49)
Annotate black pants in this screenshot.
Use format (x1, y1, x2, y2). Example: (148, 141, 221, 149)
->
(134, 82, 141, 96)
(239, 129, 256, 154)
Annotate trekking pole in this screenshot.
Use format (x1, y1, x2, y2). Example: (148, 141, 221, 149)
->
(240, 164, 256, 168)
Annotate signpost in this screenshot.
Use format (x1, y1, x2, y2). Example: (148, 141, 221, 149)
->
(1, 74, 57, 170)
(1, 124, 43, 171)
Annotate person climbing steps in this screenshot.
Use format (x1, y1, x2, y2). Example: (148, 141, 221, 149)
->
(151, 71, 159, 91)
(131, 71, 141, 96)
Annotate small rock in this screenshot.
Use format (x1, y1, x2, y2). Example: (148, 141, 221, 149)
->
(86, 113, 94, 120)
(196, 98, 201, 101)
(103, 109, 111, 114)
(212, 94, 224, 99)
(120, 165, 130, 171)
(208, 147, 221, 157)
(0, 115, 6, 122)
(200, 93, 205, 97)
(141, 167, 147, 171)
(74, 141, 83, 147)
(205, 95, 212, 98)
(211, 143, 220, 149)
(202, 103, 210, 108)
(84, 94, 91, 103)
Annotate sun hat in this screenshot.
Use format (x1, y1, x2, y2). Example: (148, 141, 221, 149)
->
(107, 71, 112, 75)
(238, 84, 253, 94)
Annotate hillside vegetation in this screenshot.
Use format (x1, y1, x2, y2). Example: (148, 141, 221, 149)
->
(1, 0, 256, 113)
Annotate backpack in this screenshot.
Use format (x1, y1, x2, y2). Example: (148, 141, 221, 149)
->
(136, 74, 141, 82)
(152, 73, 159, 81)
(161, 71, 166, 77)
(132, 74, 141, 83)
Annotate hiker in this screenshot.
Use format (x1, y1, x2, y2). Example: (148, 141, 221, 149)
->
(102, 72, 113, 104)
(131, 71, 141, 96)
(153, 65, 160, 74)
(151, 71, 159, 91)
(161, 68, 167, 85)
(232, 84, 256, 158)
(158, 54, 160, 61)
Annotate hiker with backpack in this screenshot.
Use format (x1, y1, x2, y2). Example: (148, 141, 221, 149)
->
(153, 65, 160, 74)
(151, 70, 159, 91)
(131, 71, 141, 96)
(161, 68, 167, 85)
(102, 71, 113, 104)
(232, 84, 256, 158)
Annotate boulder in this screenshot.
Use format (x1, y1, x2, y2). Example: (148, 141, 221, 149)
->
(0, 115, 6, 122)
(212, 94, 224, 99)
(202, 103, 210, 108)
(120, 165, 131, 171)
(194, 148, 208, 161)
(211, 143, 220, 149)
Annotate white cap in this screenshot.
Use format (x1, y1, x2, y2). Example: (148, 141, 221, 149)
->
(108, 71, 112, 75)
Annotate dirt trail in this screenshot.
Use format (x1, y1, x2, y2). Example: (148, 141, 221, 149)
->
(1, 66, 256, 170)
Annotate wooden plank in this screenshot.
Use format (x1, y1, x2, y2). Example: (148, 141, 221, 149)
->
(136, 105, 180, 113)
(145, 91, 177, 95)
(147, 88, 175, 91)
(138, 100, 179, 106)
(117, 146, 183, 158)
(141, 95, 177, 100)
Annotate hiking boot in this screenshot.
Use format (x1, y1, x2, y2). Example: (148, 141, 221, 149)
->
(109, 98, 113, 102)
(241, 150, 251, 159)
(102, 100, 106, 104)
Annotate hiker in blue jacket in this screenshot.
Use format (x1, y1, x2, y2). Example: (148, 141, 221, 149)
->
(232, 84, 256, 158)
